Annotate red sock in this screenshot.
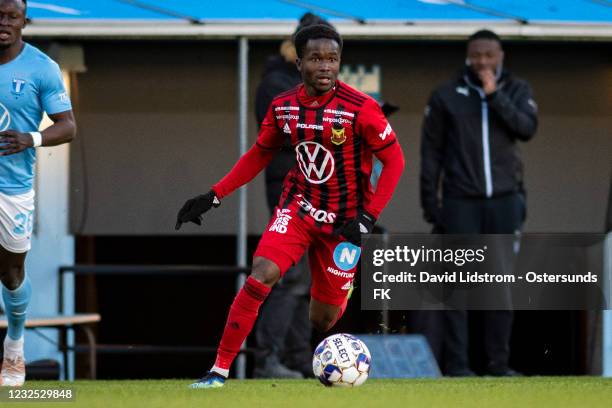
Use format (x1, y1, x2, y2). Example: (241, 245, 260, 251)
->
(214, 276, 271, 371)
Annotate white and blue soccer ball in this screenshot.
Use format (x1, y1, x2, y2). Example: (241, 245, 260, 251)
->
(312, 333, 371, 387)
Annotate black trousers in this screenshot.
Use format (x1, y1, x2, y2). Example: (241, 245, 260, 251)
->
(441, 193, 524, 373)
(254, 256, 311, 371)
(256, 180, 312, 373)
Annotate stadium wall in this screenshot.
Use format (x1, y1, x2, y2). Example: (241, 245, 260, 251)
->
(65, 39, 611, 236)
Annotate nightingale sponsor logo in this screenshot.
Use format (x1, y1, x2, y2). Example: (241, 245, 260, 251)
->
(333, 242, 361, 271)
(326, 266, 355, 279)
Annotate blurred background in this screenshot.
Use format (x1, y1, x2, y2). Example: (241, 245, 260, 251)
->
(2, 0, 610, 381)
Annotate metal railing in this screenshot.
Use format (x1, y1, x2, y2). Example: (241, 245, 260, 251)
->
(58, 264, 251, 379)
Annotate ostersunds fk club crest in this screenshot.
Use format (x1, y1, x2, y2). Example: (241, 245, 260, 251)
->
(331, 126, 346, 145)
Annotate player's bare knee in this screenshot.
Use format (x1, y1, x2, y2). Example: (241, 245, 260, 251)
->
(0, 263, 25, 290)
(250, 257, 281, 287)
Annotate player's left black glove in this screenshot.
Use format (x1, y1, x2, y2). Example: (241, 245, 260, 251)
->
(335, 211, 376, 246)
(175, 190, 220, 230)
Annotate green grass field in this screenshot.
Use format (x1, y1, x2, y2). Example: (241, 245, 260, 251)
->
(3, 378, 612, 408)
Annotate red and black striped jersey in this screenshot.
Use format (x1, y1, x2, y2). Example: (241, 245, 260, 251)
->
(255, 80, 400, 231)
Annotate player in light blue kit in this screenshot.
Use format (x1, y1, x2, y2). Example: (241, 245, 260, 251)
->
(0, 0, 75, 386)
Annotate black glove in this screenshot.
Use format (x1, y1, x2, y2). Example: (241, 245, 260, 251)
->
(175, 190, 220, 230)
(335, 212, 376, 246)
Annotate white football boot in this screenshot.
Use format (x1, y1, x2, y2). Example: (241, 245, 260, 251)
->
(0, 355, 26, 386)
(1, 337, 26, 386)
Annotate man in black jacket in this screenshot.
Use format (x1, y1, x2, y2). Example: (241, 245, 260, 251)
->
(420, 30, 538, 376)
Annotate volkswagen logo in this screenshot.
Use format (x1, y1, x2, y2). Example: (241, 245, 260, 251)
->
(295, 141, 334, 184)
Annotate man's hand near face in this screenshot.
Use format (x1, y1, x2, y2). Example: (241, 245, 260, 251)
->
(477, 69, 497, 95)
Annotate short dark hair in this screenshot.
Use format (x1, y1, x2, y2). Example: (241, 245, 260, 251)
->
(468, 29, 502, 46)
(293, 24, 343, 59)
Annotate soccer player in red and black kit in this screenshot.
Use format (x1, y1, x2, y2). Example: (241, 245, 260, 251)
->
(176, 24, 405, 388)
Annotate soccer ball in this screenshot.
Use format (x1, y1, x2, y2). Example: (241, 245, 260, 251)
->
(312, 333, 371, 387)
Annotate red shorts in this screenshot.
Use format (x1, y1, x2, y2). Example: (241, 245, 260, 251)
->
(254, 203, 361, 306)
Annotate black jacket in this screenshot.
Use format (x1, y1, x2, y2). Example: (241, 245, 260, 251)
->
(255, 55, 301, 211)
(420, 67, 538, 224)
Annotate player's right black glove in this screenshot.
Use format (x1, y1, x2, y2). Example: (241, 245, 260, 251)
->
(175, 190, 220, 230)
(335, 212, 376, 246)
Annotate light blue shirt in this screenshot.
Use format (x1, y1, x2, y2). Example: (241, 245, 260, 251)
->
(0, 43, 72, 195)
